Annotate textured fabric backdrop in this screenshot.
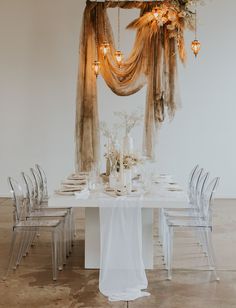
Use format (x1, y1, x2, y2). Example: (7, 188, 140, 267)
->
(76, 1, 189, 171)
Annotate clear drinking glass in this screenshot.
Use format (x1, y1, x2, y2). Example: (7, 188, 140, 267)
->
(88, 165, 103, 193)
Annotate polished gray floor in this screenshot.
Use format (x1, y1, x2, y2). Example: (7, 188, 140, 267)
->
(0, 198, 236, 308)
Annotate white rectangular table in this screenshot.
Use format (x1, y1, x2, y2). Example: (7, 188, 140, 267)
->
(48, 184, 189, 269)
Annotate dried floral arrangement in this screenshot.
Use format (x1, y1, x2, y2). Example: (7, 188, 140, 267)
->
(114, 110, 143, 135)
(100, 110, 144, 171)
(127, 0, 203, 62)
(105, 149, 143, 170)
(100, 121, 119, 140)
(100, 109, 143, 139)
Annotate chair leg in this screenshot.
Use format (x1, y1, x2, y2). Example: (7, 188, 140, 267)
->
(61, 221, 67, 265)
(68, 210, 72, 254)
(16, 231, 27, 266)
(51, 231, 58, 281)
(22, 231, 32, 257)
(65, 214, 70, 258)
(162, 216, 169, 269)
(58, 228, 64, 271)
(71, 209, 76, 245)
(158, 209, 163, 245)
(205, 229, 220, 281)
(167, 226, 174, 280)
(26, 231, 37, 252)
(2, 231, 18, 280)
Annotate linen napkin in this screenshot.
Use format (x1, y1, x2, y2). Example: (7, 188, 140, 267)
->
(74, 188, 90, 200)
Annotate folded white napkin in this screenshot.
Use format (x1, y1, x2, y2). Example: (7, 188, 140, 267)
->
(74, 188, 90, 199)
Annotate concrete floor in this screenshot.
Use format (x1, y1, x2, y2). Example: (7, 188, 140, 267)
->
(0, 198, 236, 308)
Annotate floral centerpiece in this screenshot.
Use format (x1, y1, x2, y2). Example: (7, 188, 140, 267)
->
(105, 150, 143, 170)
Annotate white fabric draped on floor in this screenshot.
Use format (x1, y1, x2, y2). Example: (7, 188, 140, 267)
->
(99, 198, 150, 301)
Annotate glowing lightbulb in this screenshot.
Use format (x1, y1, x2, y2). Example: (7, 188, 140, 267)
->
(101, 42, 110, 57)
(191, 39, 201, 57)
(115, 50, 123, 67)
(92, 60, 100, 77)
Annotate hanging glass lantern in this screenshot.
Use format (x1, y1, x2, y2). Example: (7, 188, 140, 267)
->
(115, 2, 123, 67)
(115, 50, 123, 67)
(191, 7, 201, 58)
(191, 39, 201, 57)
(92, 60, 100, 77)
(101, 41, 110, 57)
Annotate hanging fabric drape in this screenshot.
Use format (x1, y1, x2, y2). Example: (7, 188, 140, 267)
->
(76, 0, 191, 171)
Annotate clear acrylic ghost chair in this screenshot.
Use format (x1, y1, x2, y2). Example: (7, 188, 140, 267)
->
(164, 177, 220, 281)
(33, 165, 75, 250)
(159, 167, 204, 248)
(3, 177, 64, 281)
(162, 171, 210, 263)
(161, 170, 208, 267)
(22, 171, 70, 260)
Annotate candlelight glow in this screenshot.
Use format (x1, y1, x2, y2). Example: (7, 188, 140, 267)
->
(115, 50, 123, 66)
(101, 42, 110, 57)
(92, 60, 100, 77)
(191, 39, 201, 57)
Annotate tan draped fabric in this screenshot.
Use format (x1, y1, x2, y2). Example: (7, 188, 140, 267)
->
(75, 0, 187, 171)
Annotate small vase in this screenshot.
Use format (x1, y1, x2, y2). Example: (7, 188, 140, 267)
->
(109, 171, 118, 189)
(124, 168, 132, 194)
(123, 133, 134, 155)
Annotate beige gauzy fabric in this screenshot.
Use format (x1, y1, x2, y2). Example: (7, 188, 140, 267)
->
(75, 1, 185, 171)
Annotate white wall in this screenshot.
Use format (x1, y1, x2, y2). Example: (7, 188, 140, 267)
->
(0, 0, 236, 197)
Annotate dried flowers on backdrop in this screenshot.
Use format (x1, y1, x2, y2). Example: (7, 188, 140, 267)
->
(127, 0, 204, 63)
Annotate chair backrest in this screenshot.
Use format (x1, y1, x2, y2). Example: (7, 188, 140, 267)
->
(201, 177, 220, 220)
(8, 177, 25, 224)
(35, 164, 48, 201)
(196, 172, 209, 210)
(188, 164, 199, 194)
(190, 167, 203, 205)
(21, 172, 35, 213)
(30, 168, 42, 205)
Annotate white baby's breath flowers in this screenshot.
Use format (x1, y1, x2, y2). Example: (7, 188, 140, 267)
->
(114, 109, 143, 135)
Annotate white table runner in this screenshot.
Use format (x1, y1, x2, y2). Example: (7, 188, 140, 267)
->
(99, 198, 150, 301)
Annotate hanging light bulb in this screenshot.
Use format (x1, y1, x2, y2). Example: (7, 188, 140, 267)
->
(115, 50, 123, 66)
(92, 1, 100, 77)
(191, 8, 201, 57)
(101, 9, 110, 58)
(191, 39, 201, 57)
(115, 1, 123, 67)
(101, 41, 110, 57)
(92, 60, 100, 77)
